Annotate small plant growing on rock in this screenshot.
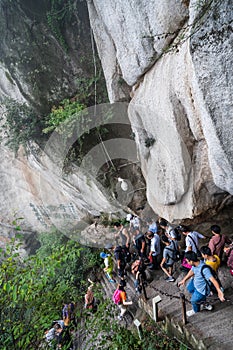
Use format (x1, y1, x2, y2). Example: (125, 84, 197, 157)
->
(145, 137, 155, 148)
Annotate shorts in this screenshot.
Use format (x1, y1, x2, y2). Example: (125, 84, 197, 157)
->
(162, 262, 173, 269)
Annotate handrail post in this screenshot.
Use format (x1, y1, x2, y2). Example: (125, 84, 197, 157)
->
(152, 295, 162, 322)
(134, 319, 142, 339)
(142, 279, 148, 300)
(180, 293, 187, 324)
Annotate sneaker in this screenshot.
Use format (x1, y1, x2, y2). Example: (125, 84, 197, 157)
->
(136, 286, 142, 294)
(117, 315, 123, 320)
(109, 279, 116, 283)
(200, 303, 213, 311)
(186, 309, 196, 317)
(166, 276, 175, 282)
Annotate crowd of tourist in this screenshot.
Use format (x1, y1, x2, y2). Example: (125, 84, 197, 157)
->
(100, 215, 233, 319)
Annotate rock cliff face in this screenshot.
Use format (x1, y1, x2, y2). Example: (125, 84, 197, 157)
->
(0, 0, 93, 113)
(0, 141, 122, 236)
(88, 0, 233, 222)
(0, 0, 127, 236)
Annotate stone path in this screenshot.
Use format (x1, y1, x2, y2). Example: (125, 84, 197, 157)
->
(101, 262, 233, 350)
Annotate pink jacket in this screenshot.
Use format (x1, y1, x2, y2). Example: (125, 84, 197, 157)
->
(226, 248, 233, 269)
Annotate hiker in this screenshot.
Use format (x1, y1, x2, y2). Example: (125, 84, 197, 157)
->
(179, 225, 204, 255)
(200, 246, 221, 272)
(178, 251, 225, 317)
(44, 325, 56, 346)
(224, 243, 233, 276)
(84, 279, 95, 310)
(128, 214, 141, 231)
(113, 281, 132, 320)
(54, 323, 63, 348)
(146, 230, 161, 269)
(114, 222, 130, 248)
(62, 302, 75, 328)
(131, 257, 147, 294)
(114, 245, 127, 278)
(133, 228, 147, 259)
(159, 219, 178, 241)
(146, 218, 158, 234)
(160, 235, 176, 282)
(178, 225, 204, 273)
(100, 252, 116, 283)
(208, 225, 231, 260)
(54, 323, 71, 349)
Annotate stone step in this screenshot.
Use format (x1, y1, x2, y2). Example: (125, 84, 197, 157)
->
(100, 260, 233, 350)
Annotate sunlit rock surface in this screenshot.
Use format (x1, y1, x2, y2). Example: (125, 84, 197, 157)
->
(88, 0, 233, 221)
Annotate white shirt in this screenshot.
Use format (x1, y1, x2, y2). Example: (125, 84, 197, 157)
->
(151, 233, 161, 255)
(130, 216, 140, 229)
(185, 231, 204, 252)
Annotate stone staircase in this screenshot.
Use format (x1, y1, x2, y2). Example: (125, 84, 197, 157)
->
(100, 261, 233, 350)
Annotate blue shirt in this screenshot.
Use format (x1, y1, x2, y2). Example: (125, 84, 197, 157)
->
(148, 222, 158, 233)
(192, 260, 213, 295)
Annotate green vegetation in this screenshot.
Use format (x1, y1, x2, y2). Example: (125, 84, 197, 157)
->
(42, 98, 86, 135)
(84, 301, 188, 350)
(0, 99, 46, 154)
(0, 229, 189, 349)
(46, 0, 75, 50)
(1, 60, 108, 160)
(145, 136, 155, 148)
(0, 230, 100, 349)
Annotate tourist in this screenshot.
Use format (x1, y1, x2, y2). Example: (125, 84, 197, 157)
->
(208, 225, 231, 260)
(114, 221, 130, 248)
(178, 251, 225, 317)
(84, 279, 95, 310)
(133, 228, 147, 259)
(224, 243, 233, 276)
(100, 251, 116, 283)
(179, 225, 204, 255)
(160, 235, 176, 282)
(160, 219, 176, 240)
(146, 230, 161, 269)
(112, 281, 132, 320)
(200, 246, 220, 272)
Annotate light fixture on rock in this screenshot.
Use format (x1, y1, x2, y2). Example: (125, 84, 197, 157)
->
(117, 177, 128, 191)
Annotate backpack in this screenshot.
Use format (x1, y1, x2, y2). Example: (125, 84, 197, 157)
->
(200, 264, 223, 295)
(166, 241, 181, 262)
(121, 245, 131, 263)
(134, 233, 145, 250)
(112, 289, 121, 305)
(170, 228, 182, 241)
